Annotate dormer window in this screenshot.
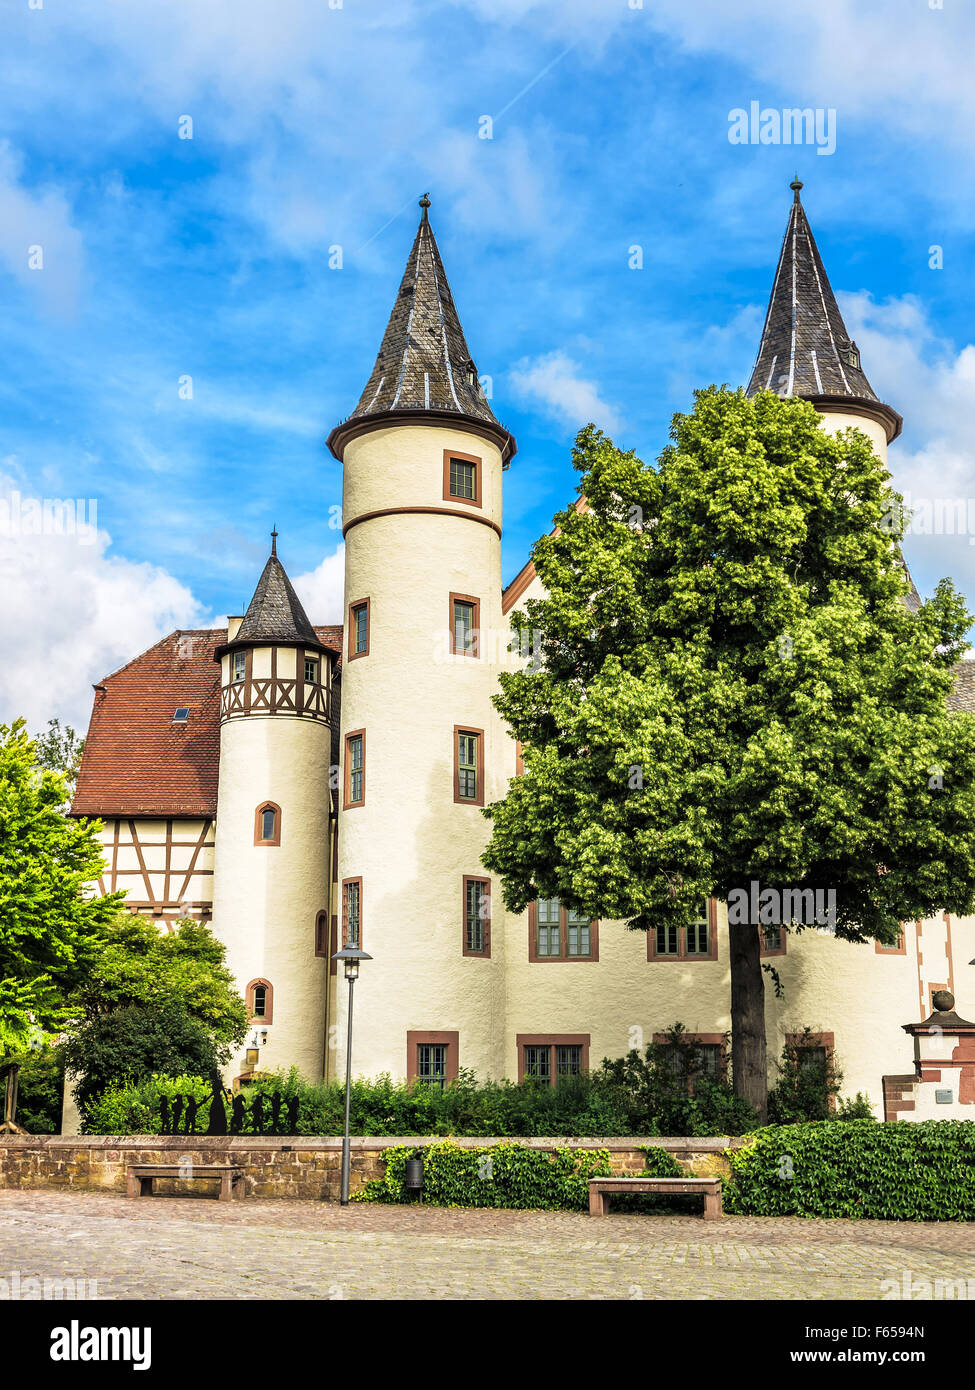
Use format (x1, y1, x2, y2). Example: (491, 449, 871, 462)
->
(172, 708, 189, 724)
(846, 342, 860, 369)
(466, 359, 478, 388)
(233, 651, 246, 683)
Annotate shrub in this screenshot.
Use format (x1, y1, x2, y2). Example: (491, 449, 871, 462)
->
(725, 1120, 975, 1220)
(836, 1091, 875, 1121)
(356, 1139, 612, 1209)
(83, 1074, 214, 1135)
(6, 1046, 63, 1133)
(596, 1025, 759, 1136)
(767, 1028, 841, 1123)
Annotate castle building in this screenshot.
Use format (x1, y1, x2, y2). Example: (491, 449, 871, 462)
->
(70, 183, 975, 1118)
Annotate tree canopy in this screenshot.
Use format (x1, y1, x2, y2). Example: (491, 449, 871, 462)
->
(0, 719, 119, 1054)
(482, 388, 975, 1114)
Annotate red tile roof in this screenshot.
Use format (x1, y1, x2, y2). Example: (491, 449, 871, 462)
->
(71, 625, 343, 819)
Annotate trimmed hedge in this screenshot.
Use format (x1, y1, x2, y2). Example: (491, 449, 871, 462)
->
(356, 1140, 613, 1210)
(725, 1120, 975, 1221)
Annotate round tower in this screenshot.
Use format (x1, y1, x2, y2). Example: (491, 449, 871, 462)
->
(327, 196, 517, 1088)
(210, 534, 335, 1082)
(746, 177, 902, 464)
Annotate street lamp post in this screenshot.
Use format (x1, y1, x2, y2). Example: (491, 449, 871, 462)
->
(332, 945, 372, 1205)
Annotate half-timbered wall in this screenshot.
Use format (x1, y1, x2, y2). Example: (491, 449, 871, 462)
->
(93, 817, 215, 924)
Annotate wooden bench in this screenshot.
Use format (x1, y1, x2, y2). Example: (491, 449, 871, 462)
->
(126, 1163, 244, 1201)
(588, 1175, 722, 1218)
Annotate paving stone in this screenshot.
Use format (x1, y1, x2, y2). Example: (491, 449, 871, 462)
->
(1, 1190, 974, 1301)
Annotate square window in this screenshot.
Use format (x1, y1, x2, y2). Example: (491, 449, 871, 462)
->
(172, 707, 189, 723)
(449, 458, 476, 500)
(555, 1044, 582, 1078)
(416, 1043, 448, 1089)
(443, 449, 481, 507)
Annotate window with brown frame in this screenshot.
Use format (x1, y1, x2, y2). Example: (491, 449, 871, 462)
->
(463, 875, 491, 957)
(315, 910, 329, 958)
(760, 922, 787, 957)
(453, 725, 484, 806)
(449, 593, 480, 657)
(647, 899, 717, 961)
(516, 1034, 590, 1085)
(875, 930, 906, 954)
(246, 978, 273, 1024)
(407, 1031, 459, 1088)
(232, 650, 246, 683)
(254, 801, 281, 846)
(348, 599, 370, 660)
(528, 898, 599, 962)
(344, 730, 365, 807)
(652, 1032, 729, 1087)
(442, 448, 482, 508)
(342, 878, 362, 949)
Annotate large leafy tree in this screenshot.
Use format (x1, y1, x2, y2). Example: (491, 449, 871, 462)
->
(0, 719, 119, 1053)
(60, 913, 248, 1112)
(483, 388, 975, 1120)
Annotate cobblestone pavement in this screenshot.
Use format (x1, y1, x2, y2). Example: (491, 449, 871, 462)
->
(2, 1190, 974, 1300)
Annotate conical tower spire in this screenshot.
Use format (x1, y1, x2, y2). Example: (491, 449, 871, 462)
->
(747, 180, 901, 442)
(328, 196, 516, 463)
(218, 533, 326, 656)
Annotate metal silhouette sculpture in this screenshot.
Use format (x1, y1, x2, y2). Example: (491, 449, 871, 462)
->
(286, 1096, 299, 1134)
(231, 1094, 246, 1135)
(206, 1069, 228, 1136)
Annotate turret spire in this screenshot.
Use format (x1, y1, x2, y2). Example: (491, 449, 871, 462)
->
(328, 196, 516, 463)
(747, 180, 901, 442)
(216, 537, 325, 657)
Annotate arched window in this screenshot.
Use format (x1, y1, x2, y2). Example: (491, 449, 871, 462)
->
(254, 801, 281, 846)
(315, 910, 330, 958)
(246, 978, 273, 1024)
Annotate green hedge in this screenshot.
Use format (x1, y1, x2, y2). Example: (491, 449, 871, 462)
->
(83, 1064, 749, 1138)
(725, 1120, 975, 1220)
(356, 1139, 613, 1209)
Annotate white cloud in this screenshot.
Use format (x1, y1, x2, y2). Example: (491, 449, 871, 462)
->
(0, 481, 207, 731)
(292, 545, 346, 626)
(509, 349, 623, 434)
(838, 291, 975, 608)
(0, 142, 84, 315)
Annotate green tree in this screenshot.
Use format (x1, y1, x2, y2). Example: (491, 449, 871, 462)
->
(59, 914, 248, 1113)
(483, 389, 975, 1121)
(33, 718, 85, 796)
(0, 719, 120, 1053)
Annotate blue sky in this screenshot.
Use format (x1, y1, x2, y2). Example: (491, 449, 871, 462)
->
(2, 0, 974, 727)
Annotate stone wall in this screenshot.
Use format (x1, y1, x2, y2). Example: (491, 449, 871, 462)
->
(0, 1135, 740, 1201)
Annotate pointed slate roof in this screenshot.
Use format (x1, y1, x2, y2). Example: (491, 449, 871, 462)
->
(747, 180, 901, 442)
(328, 196, 516, 463)
(216, 533, 327, 656)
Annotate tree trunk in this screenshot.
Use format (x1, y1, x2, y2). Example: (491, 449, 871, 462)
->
(729, 922, 768, 1123)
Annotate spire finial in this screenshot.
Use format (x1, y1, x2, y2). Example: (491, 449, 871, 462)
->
(419, 192, 431, 221)
(790, 174, 803, 202)
(270, 526, 278, 557)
